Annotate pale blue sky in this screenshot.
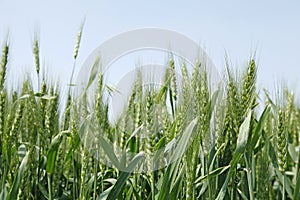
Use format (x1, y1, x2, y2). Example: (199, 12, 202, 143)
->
(0, 0, 300, 96)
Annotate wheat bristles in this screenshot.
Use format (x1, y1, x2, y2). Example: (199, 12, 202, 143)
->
(277, 109, 287, 172)
(33, 39, 40, 75)
(0, 44, 9, 90)
(73, 22, 84, 60)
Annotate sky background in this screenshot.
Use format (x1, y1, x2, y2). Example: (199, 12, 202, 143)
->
(0, 0, 300, 99)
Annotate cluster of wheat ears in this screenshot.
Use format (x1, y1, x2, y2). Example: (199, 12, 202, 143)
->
(0, 24, 299, 200)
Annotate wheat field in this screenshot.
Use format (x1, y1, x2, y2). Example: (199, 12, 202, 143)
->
(0, 29, 299, 200)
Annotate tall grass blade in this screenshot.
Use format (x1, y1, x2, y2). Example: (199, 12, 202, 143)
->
(170, 118, 198, 162)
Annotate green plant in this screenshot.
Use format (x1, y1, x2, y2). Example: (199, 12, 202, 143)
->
(0, 27, 299, 200)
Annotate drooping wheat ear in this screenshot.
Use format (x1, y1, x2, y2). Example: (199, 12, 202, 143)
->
(277, 109, 287, 172)
(0, 43, 9, 90)
(241, 59, 257, 115)
(33, 38, 40, 76)
(73, 19, 85, 60)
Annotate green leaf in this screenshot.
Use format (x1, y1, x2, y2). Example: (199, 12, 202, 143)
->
(157, 162, 173, 200)
(157, 118, 198, 200)
(155, 76, 171, 103)
(6, 151, 30, 200)
(81, 119, 122, 170)
(97, 179, 117, 200)
(98, 186, 113, 200)
(235, 110, 252, 154)
(215, 153, 243, 200)
(106, 152, 145, 200)
(46, 133, 64, 174)
(198, 143, 225, 197)
(170, 163, 185, 199)
(98, 134, 121, 170)
(249, 105, 270, 154)
(195, 165, 230, 185)
(264, 131, 279, 168)
(170, 118, 198, 163)
(124, 126, 142, 149)
(288, 143, 299, 163)
(164, 138, 176, 154)
(120, 126, 142, 167)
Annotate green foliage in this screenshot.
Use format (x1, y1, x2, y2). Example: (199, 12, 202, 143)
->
(0, 34, 299, 200)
